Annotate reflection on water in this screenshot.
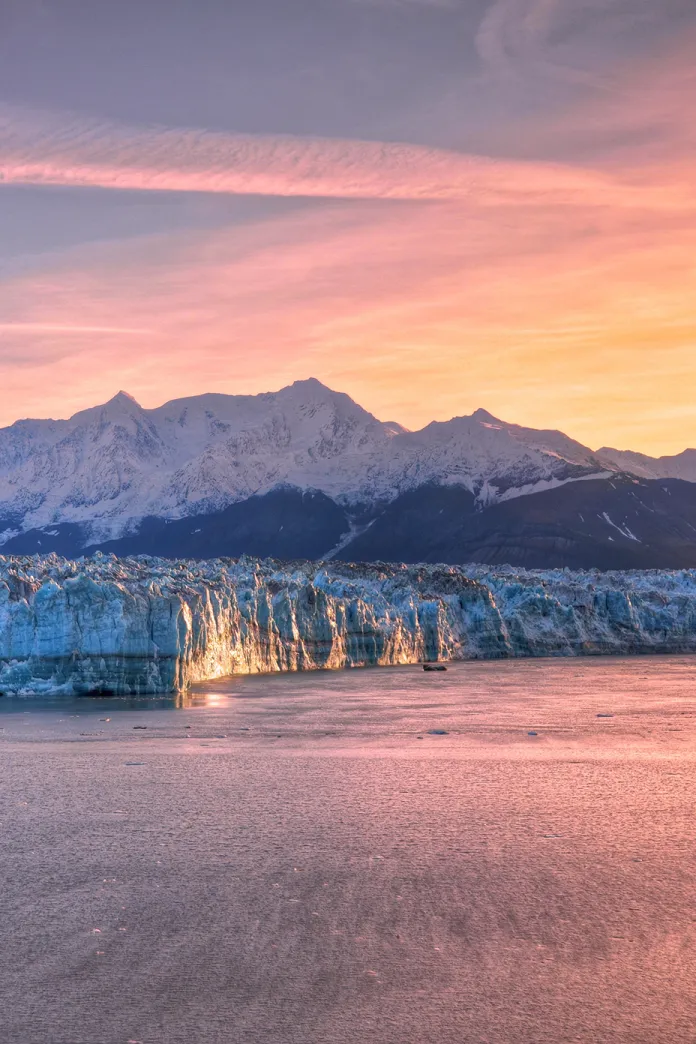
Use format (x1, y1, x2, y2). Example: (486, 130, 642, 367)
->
(0, 692, 182, 714)
(0, 687, 228, 715)
(6, 653, 696, 725)
(4, 655, 696, 750)
(2, 657, 696, 1043)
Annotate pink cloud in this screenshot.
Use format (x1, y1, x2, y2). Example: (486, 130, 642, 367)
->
(1, 186, 695, 454)
(2, 30, 696, 454)
(0, 102, 691, 211)
(0, 323, 153, 334)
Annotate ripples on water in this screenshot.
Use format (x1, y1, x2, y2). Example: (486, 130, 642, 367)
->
(1, 658, 695, 1043)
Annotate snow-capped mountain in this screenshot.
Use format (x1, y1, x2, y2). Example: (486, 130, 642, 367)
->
(0, 378, 610, 540)
(597, 445, 696, 483)
(0, 380, 395, 537)
(2, 378, 696, 568)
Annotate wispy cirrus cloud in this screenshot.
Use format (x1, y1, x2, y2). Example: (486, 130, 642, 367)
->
(2, 18, 696, 453)
(0, 102, 690, 211)
(347, 0, 458, 7)
(474, 0, 694, 91)
(476, 0, 557, 77)
(0, 322, 153, 335)
(1, 183, 696, 453)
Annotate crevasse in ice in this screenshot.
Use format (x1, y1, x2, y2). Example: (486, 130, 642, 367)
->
(2, 552, 696, 695)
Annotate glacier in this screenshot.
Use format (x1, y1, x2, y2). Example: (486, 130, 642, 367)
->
(2, 553, 696, 696)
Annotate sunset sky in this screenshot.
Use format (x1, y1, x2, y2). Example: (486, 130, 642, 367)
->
(1, 0, 695, 454)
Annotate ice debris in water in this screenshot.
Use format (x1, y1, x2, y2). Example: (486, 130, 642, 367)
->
(2, 552, 696, 696)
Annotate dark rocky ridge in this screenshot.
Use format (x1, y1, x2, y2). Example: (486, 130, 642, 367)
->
(4, 476, 696, 570)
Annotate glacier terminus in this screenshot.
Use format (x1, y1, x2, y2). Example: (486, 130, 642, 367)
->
(3, 553, 696, 696)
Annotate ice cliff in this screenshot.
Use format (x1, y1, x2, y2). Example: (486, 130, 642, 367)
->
(2, 553, 696, 695)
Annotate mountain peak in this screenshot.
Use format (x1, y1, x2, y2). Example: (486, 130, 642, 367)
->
(472, 408, 501, 423)
(287, 377, 338, 398)
(280, 378, 379, 422)
(291, 377, 325, 388)
(69, 390, 143, 424)
(97, 390, 143, 417)
(109, 390, 141, 407)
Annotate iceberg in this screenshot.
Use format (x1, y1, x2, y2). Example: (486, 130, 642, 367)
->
(2, 552, 696, 696)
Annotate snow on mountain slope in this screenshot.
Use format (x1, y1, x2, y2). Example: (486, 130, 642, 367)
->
(0, 380, 394, 535)
(390, 409, 609, 504)
(0, 379, 618, 540)
(598, 446, 696, 483)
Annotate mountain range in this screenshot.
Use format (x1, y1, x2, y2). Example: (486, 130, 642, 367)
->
(2, 377, 696, 569)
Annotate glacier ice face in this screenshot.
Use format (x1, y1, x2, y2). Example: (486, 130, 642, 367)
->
(3, 554, 696, 696)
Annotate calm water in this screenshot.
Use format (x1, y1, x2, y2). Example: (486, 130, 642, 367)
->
(1, 658, 695, 1044)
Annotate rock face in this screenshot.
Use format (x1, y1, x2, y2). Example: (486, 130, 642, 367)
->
(2, 554, 696, 696)
(335, 477, 696, 571)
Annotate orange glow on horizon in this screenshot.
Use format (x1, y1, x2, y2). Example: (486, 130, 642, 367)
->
(1, 33, 695, 458)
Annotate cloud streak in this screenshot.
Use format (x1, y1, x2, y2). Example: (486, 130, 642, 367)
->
(474, 0, 681, 91)
(1, 22, 696, 453)
(0, 322, 153, 335)
(0, 103, 690, 212)
(476, 0, 608, 82)
(1, 183, 695, 454)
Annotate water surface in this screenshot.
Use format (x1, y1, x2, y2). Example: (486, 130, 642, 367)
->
(1, 658, 695, 1043)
